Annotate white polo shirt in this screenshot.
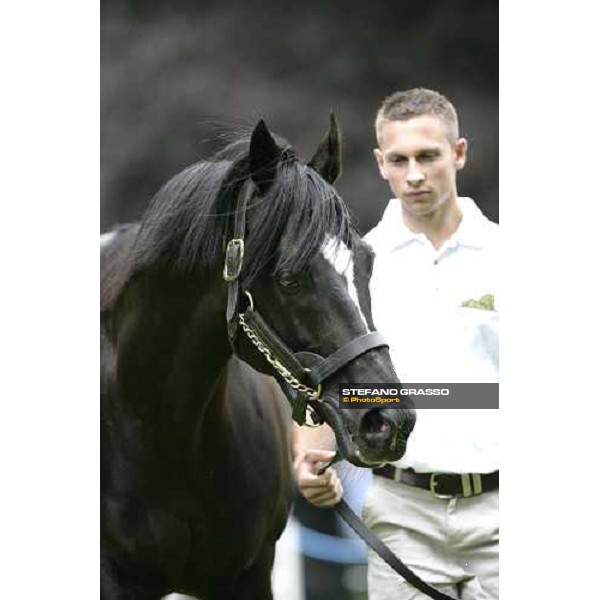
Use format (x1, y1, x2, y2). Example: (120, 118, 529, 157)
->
(364, 197, 498, 473)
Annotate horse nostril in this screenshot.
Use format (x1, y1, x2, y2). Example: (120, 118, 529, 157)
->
(375, 419, 391, 435)
(359, 409, 395, 448)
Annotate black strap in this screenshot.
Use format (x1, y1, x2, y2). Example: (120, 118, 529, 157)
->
(334, 499, 457, 600)
(300, 331, 388, 386)
(225, 182, 255, 327)
(374, 466, 499, 497)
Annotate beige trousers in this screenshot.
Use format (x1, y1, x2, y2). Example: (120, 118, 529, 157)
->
(362, 475, 499, 600)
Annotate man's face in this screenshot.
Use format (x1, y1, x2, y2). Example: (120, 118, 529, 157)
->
(374, 115, 467, 217)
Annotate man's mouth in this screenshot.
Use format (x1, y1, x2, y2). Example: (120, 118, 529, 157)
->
(405, 190, 431, 198)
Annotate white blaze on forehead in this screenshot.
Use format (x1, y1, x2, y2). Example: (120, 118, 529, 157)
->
(100, 231, 117, 248)
(321, 236, 370, 331)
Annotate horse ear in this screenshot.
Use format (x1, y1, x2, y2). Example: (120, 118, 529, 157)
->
(250, 120, 280, 193)
(308, 111, 342, 184)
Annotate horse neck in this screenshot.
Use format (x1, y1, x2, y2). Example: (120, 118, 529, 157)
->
(113, 266, 234, 430)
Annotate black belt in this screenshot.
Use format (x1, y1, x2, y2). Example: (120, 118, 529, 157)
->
(373, 465, 499, 498)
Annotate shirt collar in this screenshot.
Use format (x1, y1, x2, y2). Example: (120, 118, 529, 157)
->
(374, 196, 490, 251)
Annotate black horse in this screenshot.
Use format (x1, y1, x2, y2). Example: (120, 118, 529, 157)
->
(101, 116, 416, 600)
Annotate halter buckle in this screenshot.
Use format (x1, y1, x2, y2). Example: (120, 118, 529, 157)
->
(223, 238, 244, 282)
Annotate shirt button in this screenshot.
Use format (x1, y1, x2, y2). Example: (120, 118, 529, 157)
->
(433, 259, 439, 265)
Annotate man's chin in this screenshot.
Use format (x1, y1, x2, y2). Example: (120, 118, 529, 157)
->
(402, 197, 446, 218)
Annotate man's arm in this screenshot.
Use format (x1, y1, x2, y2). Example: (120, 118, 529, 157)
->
(292, 422, 343, 507)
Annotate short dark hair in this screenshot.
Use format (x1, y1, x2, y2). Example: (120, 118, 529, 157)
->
(375, 87, 460, 143)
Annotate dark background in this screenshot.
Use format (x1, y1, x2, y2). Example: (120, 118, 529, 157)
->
(101, 0, 498, 235)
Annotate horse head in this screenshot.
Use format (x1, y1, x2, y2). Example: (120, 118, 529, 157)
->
(228, 116, 416, 467)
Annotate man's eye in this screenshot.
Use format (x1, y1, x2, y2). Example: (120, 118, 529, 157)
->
(389, 157, 406, 164)
(420, 153, 438, 161)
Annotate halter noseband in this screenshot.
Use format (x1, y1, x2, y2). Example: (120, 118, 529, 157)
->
(223, 180, 388, 425)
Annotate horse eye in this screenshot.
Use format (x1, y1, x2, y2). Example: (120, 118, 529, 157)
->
(278, 275, 299, 288)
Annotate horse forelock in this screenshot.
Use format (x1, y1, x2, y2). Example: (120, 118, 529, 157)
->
(128, 134, 354, 284)
(241, 162, 353, 284)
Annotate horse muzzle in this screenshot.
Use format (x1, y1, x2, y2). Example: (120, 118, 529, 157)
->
(311, 395, 415, 467)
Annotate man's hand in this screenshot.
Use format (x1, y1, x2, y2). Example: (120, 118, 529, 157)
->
(293, 449, 343, 507)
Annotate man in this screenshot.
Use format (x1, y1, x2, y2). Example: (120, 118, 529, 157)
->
(294, 88, 499, 599)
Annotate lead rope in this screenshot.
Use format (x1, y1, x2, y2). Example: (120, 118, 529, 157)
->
(315, 460, 456, 598)
(333, 499, 457, 600)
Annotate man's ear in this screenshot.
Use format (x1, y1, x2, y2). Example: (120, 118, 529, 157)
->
(373, 148, 388, 180)
(455, 138, 468, 171)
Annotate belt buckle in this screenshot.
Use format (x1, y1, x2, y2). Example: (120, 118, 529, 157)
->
(429, 473, 454, 499)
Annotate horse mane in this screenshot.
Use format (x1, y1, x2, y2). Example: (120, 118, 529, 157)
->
(128, 133, 355, 285)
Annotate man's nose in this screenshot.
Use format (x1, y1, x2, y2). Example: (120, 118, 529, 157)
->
(406, 160, 425, 186)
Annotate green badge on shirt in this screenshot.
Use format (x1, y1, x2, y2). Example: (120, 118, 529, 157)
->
(461, 294, 495, 311)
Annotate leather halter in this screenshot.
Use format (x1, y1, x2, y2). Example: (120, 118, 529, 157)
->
(222, 180, 388, 424)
